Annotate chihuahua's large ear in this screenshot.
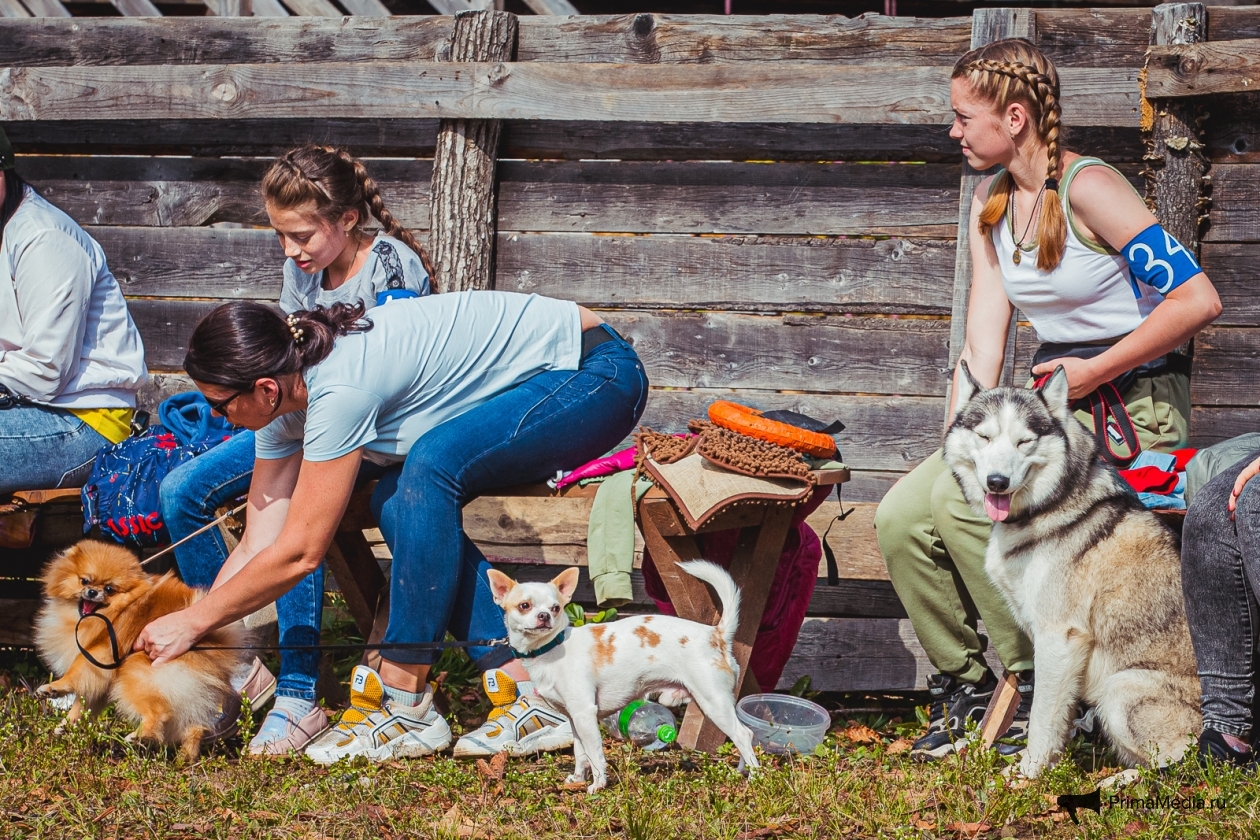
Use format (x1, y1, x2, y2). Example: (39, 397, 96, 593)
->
(486, 569, 516, 605)
(550, 567, 581, 605)
(1037, 365, 1071, 419)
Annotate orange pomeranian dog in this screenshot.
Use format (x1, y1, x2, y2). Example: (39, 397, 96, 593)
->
(34, 540, 249, 761)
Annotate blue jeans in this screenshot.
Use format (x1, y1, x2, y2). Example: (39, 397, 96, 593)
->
(160, 430, 324, 701)
(0, 404, 108, 494)
(371, 326, 648, 669)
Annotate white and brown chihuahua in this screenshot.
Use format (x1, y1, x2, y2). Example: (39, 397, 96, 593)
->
(487, 560, 760, 793)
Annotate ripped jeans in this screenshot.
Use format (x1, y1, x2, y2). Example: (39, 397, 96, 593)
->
(372, 325, 648, 669)
(0, 404, 108, 494)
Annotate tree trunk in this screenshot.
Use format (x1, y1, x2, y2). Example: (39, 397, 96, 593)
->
(429, 10, 518, 293)
(1147, 3, 1209, 250)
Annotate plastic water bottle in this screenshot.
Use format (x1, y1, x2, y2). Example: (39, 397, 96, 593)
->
(606, 700, 678, 751)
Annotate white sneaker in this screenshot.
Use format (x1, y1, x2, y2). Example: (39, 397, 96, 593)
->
(453, 669, 573, 758)
(304, 665, 451, 765)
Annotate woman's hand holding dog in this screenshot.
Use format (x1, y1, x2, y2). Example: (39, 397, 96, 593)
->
(1229, 454, 1260, 520)
(134, 608, 204, 666)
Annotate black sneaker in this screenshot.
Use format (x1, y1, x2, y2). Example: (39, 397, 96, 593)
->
(911, 670, 999, 762)
(994, 670, 1034, 758)
(1198, 728, 1257, 769)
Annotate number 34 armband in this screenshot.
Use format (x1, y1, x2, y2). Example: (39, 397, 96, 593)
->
(1123, 223, 1202, 295)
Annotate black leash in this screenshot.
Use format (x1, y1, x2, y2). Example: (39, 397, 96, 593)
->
(74, 612, 506, 671)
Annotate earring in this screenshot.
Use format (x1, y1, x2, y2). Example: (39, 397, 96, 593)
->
(270, 398, 277, 406)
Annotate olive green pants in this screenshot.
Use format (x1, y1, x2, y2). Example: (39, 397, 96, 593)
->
(874, 372, 1190, 684)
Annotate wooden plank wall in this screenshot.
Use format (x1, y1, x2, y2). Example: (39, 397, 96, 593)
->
(1, 9, 1251, 690)
(1185, 8, 1260, 446)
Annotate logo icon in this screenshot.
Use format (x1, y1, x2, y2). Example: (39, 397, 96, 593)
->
(1056, 789, 1102, 824)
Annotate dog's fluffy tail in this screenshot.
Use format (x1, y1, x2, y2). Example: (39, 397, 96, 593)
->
(678, 560, 741, 649)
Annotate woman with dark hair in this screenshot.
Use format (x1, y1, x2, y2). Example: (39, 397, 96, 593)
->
(158, 145, 432, 755)
(0, 126, 147, 494)
(135, 291, 648, 765)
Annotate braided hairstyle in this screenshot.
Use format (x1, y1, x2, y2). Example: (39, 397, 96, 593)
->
(952, 39, 1067, 272)
(262, 145, 436, 279)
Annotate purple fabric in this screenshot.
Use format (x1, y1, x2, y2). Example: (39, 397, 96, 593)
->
(641, 488, 827, 690)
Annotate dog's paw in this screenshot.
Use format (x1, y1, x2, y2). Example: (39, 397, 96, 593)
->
(587, 775, 607, 795)
(565, 772, 587, 785)
(1019, 754, 1049, 779)
(36, 682, 70, 699)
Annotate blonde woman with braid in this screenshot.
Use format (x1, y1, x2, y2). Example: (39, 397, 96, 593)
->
(874, 39, 1221, 763)
(158, 145, 432, 756)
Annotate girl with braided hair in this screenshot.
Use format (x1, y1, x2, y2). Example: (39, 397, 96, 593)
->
(875, 38, 1222, 764)
(158, 146, 432, 756)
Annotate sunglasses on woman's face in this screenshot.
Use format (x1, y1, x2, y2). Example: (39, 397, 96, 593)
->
(207, 386, 253, 416)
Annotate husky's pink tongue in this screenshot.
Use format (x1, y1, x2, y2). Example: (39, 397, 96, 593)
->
(984, 493, 1011, 522)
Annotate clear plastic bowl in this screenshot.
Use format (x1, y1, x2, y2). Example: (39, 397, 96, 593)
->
(736, 693, 830, 754)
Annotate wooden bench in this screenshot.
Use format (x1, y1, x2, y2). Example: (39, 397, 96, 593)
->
(0, 6, 1252, 701)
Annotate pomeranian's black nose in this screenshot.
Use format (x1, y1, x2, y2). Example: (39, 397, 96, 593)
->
(85, 588, 100, 599)
(986, 474, 1010, 493)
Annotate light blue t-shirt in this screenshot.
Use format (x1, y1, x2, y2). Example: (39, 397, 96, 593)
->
(279, 234, 430, 314)
(254, 291, 583, 464)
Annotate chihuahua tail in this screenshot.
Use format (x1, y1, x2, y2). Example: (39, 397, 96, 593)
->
(678, 560, 740, 649)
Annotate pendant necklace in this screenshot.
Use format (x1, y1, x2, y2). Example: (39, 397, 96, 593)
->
(1009, 182, 1046, 266)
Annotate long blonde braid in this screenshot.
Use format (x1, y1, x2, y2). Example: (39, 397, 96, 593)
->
(953, 41, 1068, 272)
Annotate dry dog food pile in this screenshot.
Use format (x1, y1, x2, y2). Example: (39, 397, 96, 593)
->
(687, 420, 814, 482)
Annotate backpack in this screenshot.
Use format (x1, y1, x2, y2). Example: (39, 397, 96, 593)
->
(81, 393, 240, 548)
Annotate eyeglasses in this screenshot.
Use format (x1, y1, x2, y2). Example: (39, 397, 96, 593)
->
(207, 386, 252, 416)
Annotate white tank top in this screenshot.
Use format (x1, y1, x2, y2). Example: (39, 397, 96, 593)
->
(990, 157, 1164, 344)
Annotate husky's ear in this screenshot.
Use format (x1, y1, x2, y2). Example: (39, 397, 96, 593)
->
(954, 359, 984, 408)
(1037, 365, 1071, 417)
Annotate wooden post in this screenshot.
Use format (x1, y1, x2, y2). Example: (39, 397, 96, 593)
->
(429, 10, 518, 293)
(945, 8, 1035, 419)
(1146, 4, 1209, 249)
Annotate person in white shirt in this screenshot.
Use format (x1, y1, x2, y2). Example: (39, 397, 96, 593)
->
(875, 38, 1222, 763)
(0, 126, 146, 494)
(136, 292, 648, 766)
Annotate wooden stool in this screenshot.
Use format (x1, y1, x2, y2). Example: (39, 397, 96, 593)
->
(636, 468, 849, 753)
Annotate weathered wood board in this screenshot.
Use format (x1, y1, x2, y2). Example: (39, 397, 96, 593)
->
(776, 617, 1002, 692)
(0, 62, 1140, 126)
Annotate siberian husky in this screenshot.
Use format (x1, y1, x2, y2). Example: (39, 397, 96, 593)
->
(942, 362, 1200, 777)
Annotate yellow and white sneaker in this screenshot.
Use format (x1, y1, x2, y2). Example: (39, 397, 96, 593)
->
(453, 668, 573, 758)
(305, 665, 451, 765)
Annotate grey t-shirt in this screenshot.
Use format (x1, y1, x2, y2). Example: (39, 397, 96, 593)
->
(279, 233, 430, 314)
(254, 291, 583, 464)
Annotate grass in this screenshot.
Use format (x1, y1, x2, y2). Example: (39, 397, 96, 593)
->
(2, 601, 1257, 839)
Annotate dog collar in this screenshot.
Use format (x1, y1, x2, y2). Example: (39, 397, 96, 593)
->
(512, 632, 565, 659)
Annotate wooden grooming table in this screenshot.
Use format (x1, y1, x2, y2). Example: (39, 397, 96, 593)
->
(636, 467, 849, 753)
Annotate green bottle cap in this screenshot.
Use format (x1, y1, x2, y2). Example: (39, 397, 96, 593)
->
(657, 724, 677, 744)
(617, 699, 646, 736)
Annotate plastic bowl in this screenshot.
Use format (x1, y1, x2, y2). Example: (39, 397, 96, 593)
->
(736, 693, 830, 755)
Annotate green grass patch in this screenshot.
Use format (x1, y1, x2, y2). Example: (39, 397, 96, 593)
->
(1, 664, 1256, 840)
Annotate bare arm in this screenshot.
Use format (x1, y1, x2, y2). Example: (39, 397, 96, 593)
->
(948, 178, 1015, 420)
(135, 448, 363, 665)
(1030, 166, 1222, 399)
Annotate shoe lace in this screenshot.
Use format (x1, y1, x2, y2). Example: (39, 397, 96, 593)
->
(335, 702, 378, 733)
